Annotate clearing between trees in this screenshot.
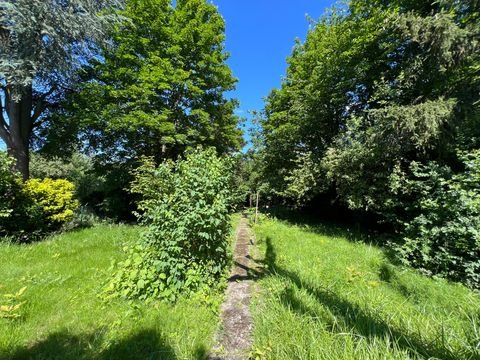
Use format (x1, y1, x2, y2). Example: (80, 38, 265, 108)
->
(1, 213, 479, 359)
(251, 214, 480, 360)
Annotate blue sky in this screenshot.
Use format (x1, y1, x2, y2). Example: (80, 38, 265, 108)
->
(211, 0, 334, 147)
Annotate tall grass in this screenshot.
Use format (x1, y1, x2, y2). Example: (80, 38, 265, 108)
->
(0, 224, 234, 359)
(251, 216, 480, 360)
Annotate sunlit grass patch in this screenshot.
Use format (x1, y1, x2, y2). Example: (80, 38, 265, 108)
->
(0, 222, 238, 359)
(251, 216, 480, 360)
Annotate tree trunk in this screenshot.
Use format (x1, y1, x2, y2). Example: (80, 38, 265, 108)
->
(4, 85, 33, 180)
(7, 139, 29, 181)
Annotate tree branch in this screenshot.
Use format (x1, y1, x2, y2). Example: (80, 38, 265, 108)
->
(57, 83, 75, 92)
(31, 86, 57, 124)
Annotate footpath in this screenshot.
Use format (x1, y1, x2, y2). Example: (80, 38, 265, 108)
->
(209, 216, 254, 360)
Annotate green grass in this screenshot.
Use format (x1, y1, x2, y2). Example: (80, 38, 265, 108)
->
(0, 223, 235, 360)
(251, 215, 480, 360)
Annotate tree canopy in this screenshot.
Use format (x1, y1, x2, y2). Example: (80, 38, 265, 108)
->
(0, 0, 121, 179)
(45, 0, 242, 163)
(259, 0, 480, 209)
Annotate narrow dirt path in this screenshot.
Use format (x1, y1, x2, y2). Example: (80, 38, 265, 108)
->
(209, 216, 254, 360)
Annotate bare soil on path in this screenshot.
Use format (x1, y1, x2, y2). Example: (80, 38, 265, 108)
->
(209, 216, 255, 360)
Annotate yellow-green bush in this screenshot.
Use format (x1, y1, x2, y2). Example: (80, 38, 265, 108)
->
(24, 178, 79, 227)
(1, 152, 80, 241)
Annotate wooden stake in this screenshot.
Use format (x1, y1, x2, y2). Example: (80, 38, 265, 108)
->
(255, 191, 259, 224)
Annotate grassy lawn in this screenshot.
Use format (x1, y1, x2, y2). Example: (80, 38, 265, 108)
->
(0, 220, 239, 360)
(251, 215, 480, 360)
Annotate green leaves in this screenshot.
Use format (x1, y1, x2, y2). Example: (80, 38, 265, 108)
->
(260, 2, 395, 199)
(393, 151, 480, 289)
(66, 0, 241, 163)
(0, 286, 27, 320)
(259, 0, 480, 209)
(253, 0, 480, 289)
(0, 0, 121, 88)
(0, 153, 19, 221)
(107, 148, 234, 302)
(323, 98, 457, 212)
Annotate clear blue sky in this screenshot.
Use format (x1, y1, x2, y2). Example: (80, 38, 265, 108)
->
(211, 0, 334, 148)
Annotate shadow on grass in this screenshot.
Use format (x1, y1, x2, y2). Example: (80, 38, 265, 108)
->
(263, 207, 403, 267)
(7, 329, 208, 360)
(261, 236, 470, 360)
(255, 208, 448, 307)
(377, 262, 425, 303)
(264, 206, 395, 246)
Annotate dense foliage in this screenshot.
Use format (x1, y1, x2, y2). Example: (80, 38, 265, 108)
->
(0, 152, 42, 239)
(29, 152, 121, 222)
(1, 152, 78, 240)
(392, 152, 480, 289)
(49, 0, 242, 163)
(24, 178, 79, 228)
(35, 0, 242, 220)
(0, 0, 121, 179)
(2, 0, 242, 231)
(30, 152, 103, 205)
(0, 152, 20, 219)
(257, 0, 480, 287)
(107, 149, 235, 302)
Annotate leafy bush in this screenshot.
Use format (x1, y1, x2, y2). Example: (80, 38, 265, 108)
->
(0, 152, 19, 220)
(322, 99, 456, 215)
(31, 152, 137, 221)
(107, 148, 235, 302)
(24, 178, 79, 229)
(0, 153, 43, 240)
(30, 152, 105, 205)
(1, 152, 80, 241)
(392, 151, 480, 289)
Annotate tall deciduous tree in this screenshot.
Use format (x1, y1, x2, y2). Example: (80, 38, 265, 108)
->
(55, 0, 241, 164)
(0, 0, 120, 179)
(259, 0, 479, 210)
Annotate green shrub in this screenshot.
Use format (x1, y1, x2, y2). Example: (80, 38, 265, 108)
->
(107, 148, 235, 302)
(31, 152, 137, 221)
(0, 153, 44, 240)
(1, 152, 80, 241)
(0, 152, 18, 220)
(30, 152, 105, 205)
(24, 178, 79, 229)
(392, 151, 480, 289)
